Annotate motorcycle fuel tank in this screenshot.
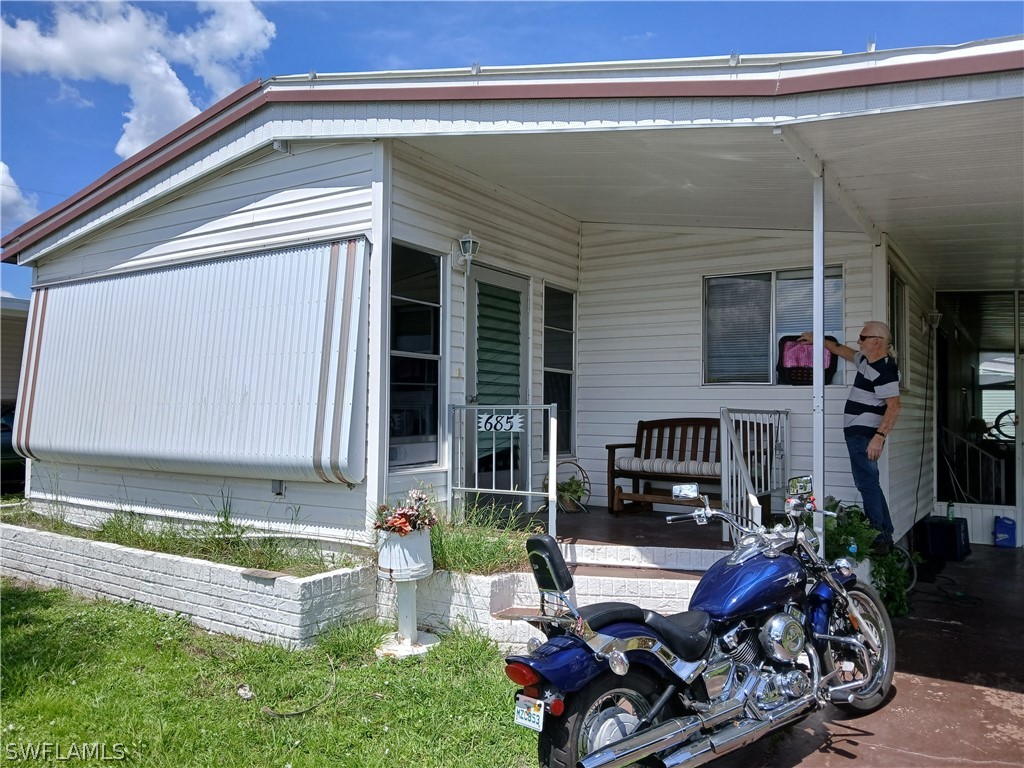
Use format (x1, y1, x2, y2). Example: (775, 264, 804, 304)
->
(689, 552, 806, 621)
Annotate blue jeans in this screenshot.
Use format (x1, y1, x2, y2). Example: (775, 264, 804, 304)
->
(845, 432, 894, 537)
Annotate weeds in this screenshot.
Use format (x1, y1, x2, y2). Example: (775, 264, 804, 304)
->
(429, 501, 536, 575)
(1, 501, 356, 578)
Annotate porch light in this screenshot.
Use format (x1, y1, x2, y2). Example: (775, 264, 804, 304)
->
(452, 231, 480, 271)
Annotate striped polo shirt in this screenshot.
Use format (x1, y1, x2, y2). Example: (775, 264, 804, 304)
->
(843, 352, 901, 436)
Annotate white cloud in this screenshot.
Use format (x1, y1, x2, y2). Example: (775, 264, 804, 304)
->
(53, 82, 95, 108)
(1, 1, 275, 159)
(1, 162, 41, 234)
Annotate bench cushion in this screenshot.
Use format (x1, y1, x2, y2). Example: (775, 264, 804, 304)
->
(614, 456, 721, 477)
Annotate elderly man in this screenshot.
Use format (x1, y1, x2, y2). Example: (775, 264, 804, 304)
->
(799, 322, 901, 553)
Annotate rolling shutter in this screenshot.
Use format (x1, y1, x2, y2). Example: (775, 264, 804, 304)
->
(15, 238, 369, 484)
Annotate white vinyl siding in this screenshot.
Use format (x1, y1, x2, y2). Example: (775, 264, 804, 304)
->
(884, 243, 937, 541)
(34, 142, 375, 285)
(388, 142, 580, 491)
(27, 461, 370, 542)
(576, 224, 875, 509)
(18, 239, 369, 485)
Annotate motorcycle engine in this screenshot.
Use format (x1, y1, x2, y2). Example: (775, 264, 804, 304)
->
(759, 613, 805, 663)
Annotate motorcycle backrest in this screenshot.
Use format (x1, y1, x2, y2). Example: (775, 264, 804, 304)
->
(526, 534, 574, 593)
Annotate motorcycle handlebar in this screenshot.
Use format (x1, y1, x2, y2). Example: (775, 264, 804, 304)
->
(665, 512, 697, 524)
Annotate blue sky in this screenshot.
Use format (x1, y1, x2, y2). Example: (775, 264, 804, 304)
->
(2, 1, 1021, 298)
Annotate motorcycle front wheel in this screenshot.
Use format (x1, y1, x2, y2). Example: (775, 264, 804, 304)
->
(823, 582, 896, 714)
(538, 669, 669, 768)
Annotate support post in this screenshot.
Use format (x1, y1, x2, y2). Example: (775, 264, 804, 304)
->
(548, 404, 558, 539)
(396, 581, 417, 645)
(812, 172, 826, 555)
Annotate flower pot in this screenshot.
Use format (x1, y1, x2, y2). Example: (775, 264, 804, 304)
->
(377, 528, 433, 581)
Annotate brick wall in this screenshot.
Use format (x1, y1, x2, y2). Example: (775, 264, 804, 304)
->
(0, 524, 376, 647)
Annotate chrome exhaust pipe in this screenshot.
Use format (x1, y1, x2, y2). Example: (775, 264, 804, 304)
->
(577, 715, 703, 768)
(578, 695, 748, 768)
(658, 694, 818, 768)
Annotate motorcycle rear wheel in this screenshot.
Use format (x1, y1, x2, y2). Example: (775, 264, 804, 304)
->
(538, 669, 669, 768)
(823, 582, 895, 714)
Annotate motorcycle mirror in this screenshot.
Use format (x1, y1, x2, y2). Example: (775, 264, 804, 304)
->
(672, 483, 700, 500)
(788, 475, 813, 496)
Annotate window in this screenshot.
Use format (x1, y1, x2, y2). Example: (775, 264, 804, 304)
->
(389, 244, 441, 467)
(888, 268, 908, 388)
(543, 286, 575, 455)
(704, 266, 843, 384)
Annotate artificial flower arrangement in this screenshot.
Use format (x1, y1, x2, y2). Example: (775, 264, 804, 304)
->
(374, 488, 440, 536)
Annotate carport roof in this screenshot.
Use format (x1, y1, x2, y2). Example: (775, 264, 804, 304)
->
(3, 36, 1022, 291)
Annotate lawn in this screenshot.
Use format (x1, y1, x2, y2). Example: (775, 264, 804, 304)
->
(0, 579, 535, 768)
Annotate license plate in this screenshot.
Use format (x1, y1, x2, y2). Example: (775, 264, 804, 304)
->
(514, 694, 545, 732)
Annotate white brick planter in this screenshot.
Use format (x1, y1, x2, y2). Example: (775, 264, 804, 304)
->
(377, 566, 699, 653)
(0, 524, 376, 648)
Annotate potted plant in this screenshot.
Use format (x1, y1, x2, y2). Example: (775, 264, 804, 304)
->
(556, 474, 589, 514)
(374, 489, 440, 581)
(820, 497, 914, 617)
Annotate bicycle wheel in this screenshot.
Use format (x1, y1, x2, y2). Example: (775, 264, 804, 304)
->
(892, 545, 917, 594)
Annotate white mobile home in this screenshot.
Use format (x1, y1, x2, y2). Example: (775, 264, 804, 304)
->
(3, 37, 1021, 557)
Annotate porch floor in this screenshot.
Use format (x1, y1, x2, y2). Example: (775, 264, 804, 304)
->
(551, 505, 733, 552)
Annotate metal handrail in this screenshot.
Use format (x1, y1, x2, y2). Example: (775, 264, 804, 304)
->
(940, 427, 1007, 505)
(720, 408, 791, 535)
(449, 404, 558, 537)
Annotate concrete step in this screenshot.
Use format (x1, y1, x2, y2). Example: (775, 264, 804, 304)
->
(494, 560, 703, 621)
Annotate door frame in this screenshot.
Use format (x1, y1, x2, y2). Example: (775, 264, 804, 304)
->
(465, 265, 531, 490)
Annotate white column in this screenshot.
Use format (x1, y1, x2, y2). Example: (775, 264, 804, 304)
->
(812, 173, 826, 553)
(396, 581, 418, 645)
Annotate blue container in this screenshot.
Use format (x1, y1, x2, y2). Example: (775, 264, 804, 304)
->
(993, 516, 1017, 548)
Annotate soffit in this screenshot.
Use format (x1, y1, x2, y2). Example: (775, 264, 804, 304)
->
(405, 96, 1023, 291)
(407, 128, 860, 233)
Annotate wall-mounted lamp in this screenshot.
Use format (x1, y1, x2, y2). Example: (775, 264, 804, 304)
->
(452, 231, 480, 271)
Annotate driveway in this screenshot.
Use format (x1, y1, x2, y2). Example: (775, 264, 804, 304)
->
(713, 543, 1024, 768)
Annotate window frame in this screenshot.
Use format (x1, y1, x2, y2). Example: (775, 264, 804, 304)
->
(542, 283, 576, 456)
(702, 265, 845, 385)
(388, 243, 445, 469)
(888, 267, 909, 391)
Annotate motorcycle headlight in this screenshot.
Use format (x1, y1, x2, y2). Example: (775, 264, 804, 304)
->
(834, 557, 854, 577)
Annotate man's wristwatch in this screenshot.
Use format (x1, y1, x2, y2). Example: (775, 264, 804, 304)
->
(875, 431, 887, 439)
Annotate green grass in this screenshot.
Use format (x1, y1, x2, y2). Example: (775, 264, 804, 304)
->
(430, 503, 536, 575)
(0, 579, 535, 768)
(0, 500, 359, 578)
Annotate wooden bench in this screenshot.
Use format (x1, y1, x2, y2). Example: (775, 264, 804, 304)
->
(606, 417, 723, 515)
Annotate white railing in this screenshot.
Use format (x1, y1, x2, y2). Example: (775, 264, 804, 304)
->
(720, 408, 791, 535)
(941, 428, 1008, 505)
(449, 404, 558, 538)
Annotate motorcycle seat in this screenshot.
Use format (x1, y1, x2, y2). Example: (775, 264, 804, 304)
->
(643, 609, 714, 661)
(578, 602, 647, 630)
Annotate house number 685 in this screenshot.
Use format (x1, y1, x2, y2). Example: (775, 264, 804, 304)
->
(477, 413, 524, 433)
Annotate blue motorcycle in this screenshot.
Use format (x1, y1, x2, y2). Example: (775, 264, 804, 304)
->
(505, 476, 895, 768)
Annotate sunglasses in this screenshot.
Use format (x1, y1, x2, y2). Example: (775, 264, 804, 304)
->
(858, 335, 883, 341)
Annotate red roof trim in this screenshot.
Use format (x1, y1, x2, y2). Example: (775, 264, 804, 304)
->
(1, 79, 265, 254)
(3, 49, 1021, 263)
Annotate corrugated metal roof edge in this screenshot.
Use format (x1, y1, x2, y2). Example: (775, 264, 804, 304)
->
(3, 41, 1022, 265)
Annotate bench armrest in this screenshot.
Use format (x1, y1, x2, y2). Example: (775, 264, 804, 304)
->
(605, 442, 636, 451)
